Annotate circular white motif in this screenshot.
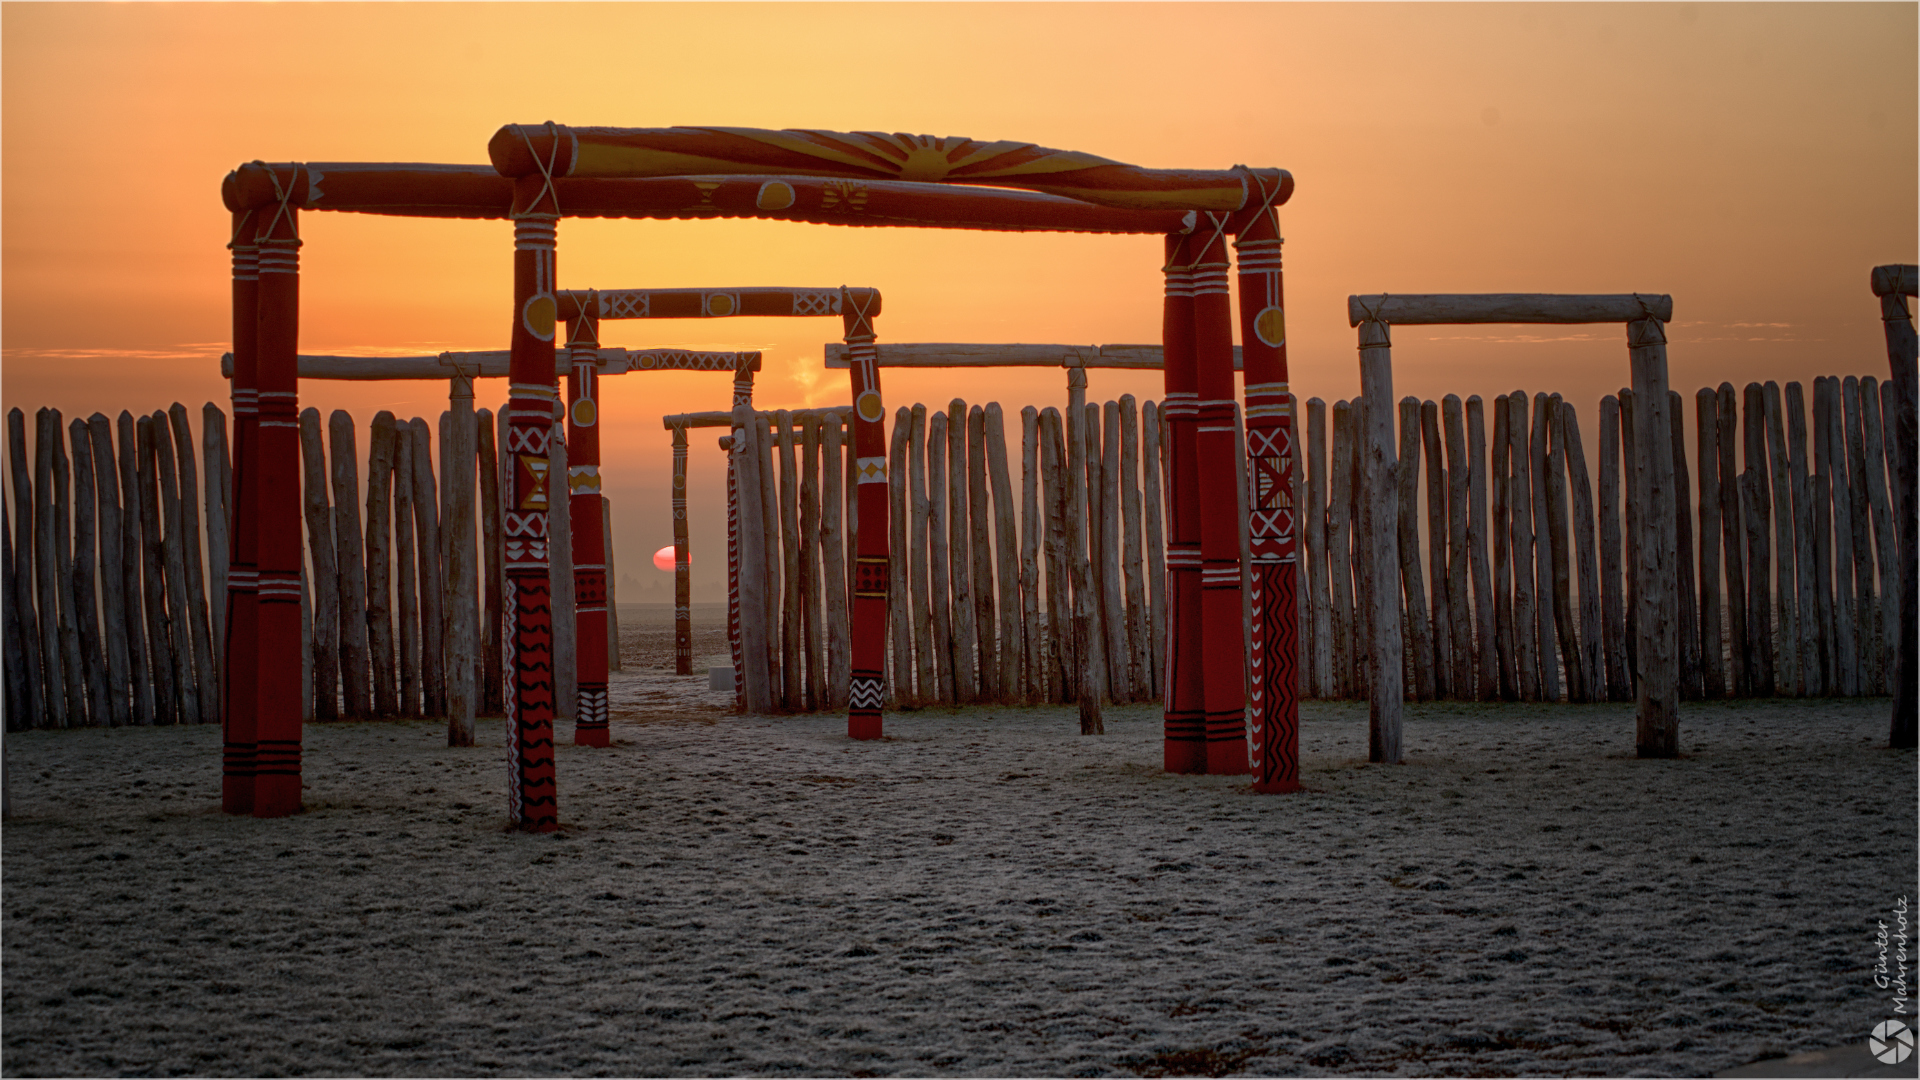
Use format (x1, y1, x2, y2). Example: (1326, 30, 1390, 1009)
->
(1873, 1020, 1913, 1064)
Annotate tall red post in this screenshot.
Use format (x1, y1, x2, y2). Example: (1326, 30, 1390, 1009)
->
(566, 306, 610, 747)
(223, 206, 260, 815)
(505, 170, 561, 830)
(1191, 217, 1250, 776)
(252, 179, 306, 815)
(842, 288, 889, 739)
(1234, 193, 1301, 793)
(1161, 232, 1207, 773)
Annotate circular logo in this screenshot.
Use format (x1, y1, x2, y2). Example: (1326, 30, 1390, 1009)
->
(856, 390, 885, 423)
(1255, 306, 1286, 348)
(522, 294, 556, 341)
(570, 397, 597, 428)
(705, 293, 735, 317)
(756, 180, 795, 211)
(1873, 1020, 1914, 1064)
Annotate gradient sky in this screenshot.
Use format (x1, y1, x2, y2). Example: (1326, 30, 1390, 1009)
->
(4, 3, 1914, 592)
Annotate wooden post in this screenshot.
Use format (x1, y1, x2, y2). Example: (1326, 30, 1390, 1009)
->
(1234, 404, 1252, 710)
(927, 409, 955, 704)
(67, 419, 108, 724)
(1328, 400, 1355, 699)
(1350, 396, 1374, 704)
(326, 411, 370, 719)
(1715, 384, 1749, 696)
(392, 428, 420, 717)
(446, 381, 479, 746)
(477, 407, 504, 709)
(987, 403, 1024, 704)
(1066, 380, 1102, 733)
(202, 404, 230, 692)
(908, 405, 936, 704)
(409, 417, 446, 717)
(1858, 375, 1897, 699)
(1542, 397, 1582, 700)
(115, 412, 153, 725)
(775, 410, 803, 710)
(1506, 393, 1539, 700)
(1041, 408, 1072, 703)
(1418, 400, 1450, 698)
(1871, 263, 1917, 746)
(2, 498, 26, 731)
(1100, 400, 1128, 703)
(1084, 401, 1110, 703)
(1694, 389, 1726, 698)
(546, 415, 576, 722)
(732, 406, 773, 713)
(1663, 392, 1699, 701)
(804, 414, 829, 710)
(297, 409, 339, 720)
(1744, 384, 1777, 694)
(1441, 397, 1471, 697)
(1561, 400, 1605, 704)
(1812, 378, 1844, 693)
(822, 414, 850, 709)
(1140, 401, 1166, 702)
(1116, 396, 1148, 707)
(1763, 383, 1800, 696)
(1157, 234, 1197, 759)
(1465, 396, 1497, 701)
(1191, 223, 1248, 772)
(1591, 395, 1626, 701)
(87, 415, 132, 726)
(670, 424, 693, 677)
(46, 410, 86, 725)
(838, 289, 890, 739)
(946, 399, 975, 703)
(1305, 397, 1336, 699)
(1841, 377, 1880, 693)
(134, 415, 175, 725)
(1019, 405, 1043, 703)
(1396, 398, 1434, 702)
(150, 410, 199, 725)
(1529, 394, 1561, 701)
(1784, 382, 1820, 695)
(603, 497, 620, 675)
(1490, 396, 1516, 700)
(1629, 318, 1679, 755)
(163, 405, 216, 725)
(7, 410, 45, 727)
(1822, 378, 1861, 694)
(363, 413, 398, 716)
(886, 408, 912, 707)
(1356, 322, 1402, 761)
(968, 405, 1000, 702)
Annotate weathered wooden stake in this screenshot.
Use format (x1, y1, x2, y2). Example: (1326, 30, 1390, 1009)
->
(986, 403, 1024, 704)
(927, 409, 955, 704)
(1396, 397, 1434, 702)
(908, 405, 936, 704)
(1561, 400, 1605, 704)
(1357, 322, 1403, 761)
(1019, 405, 1043, 704)
(68, 419, 109, 724)
(1762, 383, 1800, 696)
(1466, 396, 1497, 701)
(1694, 389, 1726, 698)
(1419, 400, 1450, 699)
(1629, 318, 1679, 756)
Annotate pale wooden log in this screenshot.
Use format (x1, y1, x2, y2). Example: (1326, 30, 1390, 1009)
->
(774, 409, 803, 710)
(1040, 408, 1072, 702)
(1347, 293, 1673, 326)
(1784, 382, 1820, 695)
(1812, 378, 1847, 692)
(968, 405, 1001, 702)
(1763, 383, 1800, 695)
(1505, 393, 1539, 700)
(1841, 377, 1878, 693)
(1529, 393, 1562, 701)
(926, 409, 955, 703)
(1142, 400, 1167, 701)
(986, 403, 1025, 702)
(445, 389, 478, 744)
(1396, 397, 1435, 701)
(731, 406, 774, 713)
(1441, 397, 1471, 697)
(1418, 400, 1450, 697)
(602, 497, 620, 675)
(364, 413, 399, 716)
(821, 414, 850, 709)
(946, 399, 976, 702)
(48, 412, 89, 725)
(908, 405, 936, 704)
(409, 417, 447, 716)
(1542, 397, 1582, 701)
(32, 411, 68, 726)
(201, 404, 229, 688)
(1354, 397, 1375, 701)
(754, 413, 782, 706)
(133, 416, 175, 724)
(1465, 396, 1497, 701)
(1328, 400, 1356, 698)
(392, 428, 420, 717)
(7, 409, 46, 726)
(298, 409, 341, 719)
(166, 405, 217, 725)
(1019, 405, 1043, 703)
(1694, 389, 1726, 698)
(323, 411, 369, 719)
(885, 408, 911, 708)
(151, 411, 200, 724)
(1357, 323, 1403, 759)
(1743, 384, 1776, 694)
(1596, 395, 1629, 701)
(1621, 387, 1640, 682)
(1663, 392, 1699, 701)
(803, 414, 829, 711)
(1715, 383, 1749, 695)
(1628, 318, 1680, 755)
(1086, 400, 1112, 702)
(115, 412, 153, 724)
(1099, 401, 1128, 702)
(1859, 375, 1897, 696)
(1115, 396, 1147, 705)
(67, 419, 107, 724)
(87, 415, 132, 725)
(1066, 390, 1102, 731)
(1490, 396, 1517, 700)
(821, 341, 1245, 370)
(1560, 400, 1605, 704)
(1305, 398, 1332, 699)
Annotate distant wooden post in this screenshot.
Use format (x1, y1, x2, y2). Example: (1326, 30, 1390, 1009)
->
(926, 409, 955, 704)
(89, 414, 133, 726)
(7, 410, 45, 727)
(1041, 408, 1072, 703)
(968, 405, 1000, 703)
(446, 379, 479, 746)
(946, 399, 976, 703)
(1784, 382, 1820, 696)
(201, 404, 230, 691)
(1354, 320, 1402, 762)
(68, 419, 109, 724)
(1871, 263, 1916, 746)
(1419, 400, 1450, 699)
(1465, 396, 1497, 701)
(1018, 405, 1043, 704)
(908, 406, 937, 704)
(364, 413, 399, 716)
(986, 403, 1024, 704)
(296, 410, 338, 720)
(820, 415, 849, 709)
(1694, 389, 1725, 698)
(1507, 392, 1540, 701)
(1396, 397, 1434, 703)
(731, 407, 772, 713)
(1561, 400, 1605, 704)
(1442, 396, 1472, 698)
(116, 412, 152, 725)
(1840, 377, 1880, 694)
(1328, 401, 1356, 699)
(1490, 396, 1517, 701)
(1305, 399, 1332, 699)
(1762, 383, 1800, 696)
(1715, 383, 1749, 696)
(886, 409, 912, 707)
(667, 422, 693, 676)
(1664, 392, 1699, 702)
(408, 417, 445, 717)
(134, 414, 177, 726)
(1530, 393, 1562, 702)
(1857, 375, 1895, 697)
(802, 415, 827, 710)
(478, 408, 504, 707)
(1743, 383, 1776, 695)
(1628, 317, 1679, 756)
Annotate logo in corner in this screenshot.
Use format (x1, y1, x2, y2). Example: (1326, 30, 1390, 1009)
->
(1872, 1019, 1913, 1064)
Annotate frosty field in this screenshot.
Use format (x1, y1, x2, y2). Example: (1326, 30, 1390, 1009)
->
(2, 623, 1912, 1076)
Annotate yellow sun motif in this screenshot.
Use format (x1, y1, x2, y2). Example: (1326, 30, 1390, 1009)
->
(1255, 307, 1286, 348)
(523, 294, 557, 341)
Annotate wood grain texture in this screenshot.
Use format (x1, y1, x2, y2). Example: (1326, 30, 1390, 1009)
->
(133, 415, 175, 725)
(1099, 401, 1128, 703)
(1560, 400, 1605, 704)
(1142, 400, 1167, 703)
(1857, 376, 1896, 697)
(986, 403, 1024, 704)
(1442, 397, 1472, 698)
(802, 414, 829, 711)
(475, 408, 504, 709)
(907, 406, 936, 704)
(151, 412, 196, 724)
(821, 414, 849, 709)
(1842, 378, 1880, 693)
(1465, 396, 1497, 702)
(88, 414, 132, 726)
(299, 408, 343, 722)
(201, 404, 230, 691)
(392, 428, 420, 717)
(328, 411, 371, 719)
(1040, 407, 1072, 702)
(1628, 318, 1679, 756)
(926, 410, 955, 704)
(1542, 397, 1581, 701)
(1812, 379, 1846, 693)
(886, 409, 911, 708)
(1716, 383, 1749, 696)
(1506, 393, 1539, 701)
(1694, 389, 1725, 698)
(1346, 293, 1672, 327)
(444, 392, 479, 743)
(116, 412, 153, 725)
(166, 406, 217, 725)
(1530, 394, 1562, 702)
(1396, 397, 1434, 702)
(1763, 383, 1800, 696)
(410, 417, 447, 718)
(1019, 406, 1043, 704)
(1418, 400, 1450, 698)
(1328, 400, 1355, 699)
(1306, 399, 1332, 699)
(1116, 396, 1147, 706)
(1490, 396, 1517, 701)
(1662, 392, 1698, 701)
(731, 406, 773, 713)
(1743, 384, 1776, 695)
(969, 405, 1000, 703)
(68, 418, 109, 724)
(946, 400, 976, 703)
(8, 410, 45, 726)
(1357, 324, 1402, 761)
(1784, 382, 1820, 696)
(775, 410, 802, 711)
(754, 414, 782, 707)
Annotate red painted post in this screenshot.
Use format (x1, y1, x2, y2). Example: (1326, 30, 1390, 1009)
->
(842, 288, 889, 739)
(566, 307, 609, 747)
(1161, 232, 1206, 773)
(1234, 191, 1301, 794)
(252, 180, 305, 816)
(505, 167, 561, 831)
(1191, 217, 1250, 776)
(222, 206, 260, 815)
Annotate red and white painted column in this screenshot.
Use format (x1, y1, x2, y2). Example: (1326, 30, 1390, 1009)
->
(1191, 217, 1250, 776)
(841, 288, 889, 739)
(505, 171, 561, 830)
(566, 305, 610, 747)
(1160, 232, 1207, 773)
(1234, 193, 1301, 794)
(223, 206, 260, 815)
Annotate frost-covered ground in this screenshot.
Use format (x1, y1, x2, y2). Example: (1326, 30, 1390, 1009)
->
(3, 627, 1912, 1077)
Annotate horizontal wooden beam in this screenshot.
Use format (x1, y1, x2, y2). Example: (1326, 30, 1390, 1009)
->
(219, 348, 761, 381)
(562, 287, 880, 322)
(1872, 264, 1918, 298)
(663, 406, 851, 431)
(1345, 293, 1673, 327)
(821, 342, 1242, 370)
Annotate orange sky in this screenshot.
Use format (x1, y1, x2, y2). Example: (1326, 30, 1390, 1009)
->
(4, 3, 1914, 592)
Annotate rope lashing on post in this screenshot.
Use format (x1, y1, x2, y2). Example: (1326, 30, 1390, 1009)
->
(513, 121, 567, 219)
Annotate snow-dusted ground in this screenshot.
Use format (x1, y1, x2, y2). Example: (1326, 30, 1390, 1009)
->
(3, 636, 1913, 1077)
